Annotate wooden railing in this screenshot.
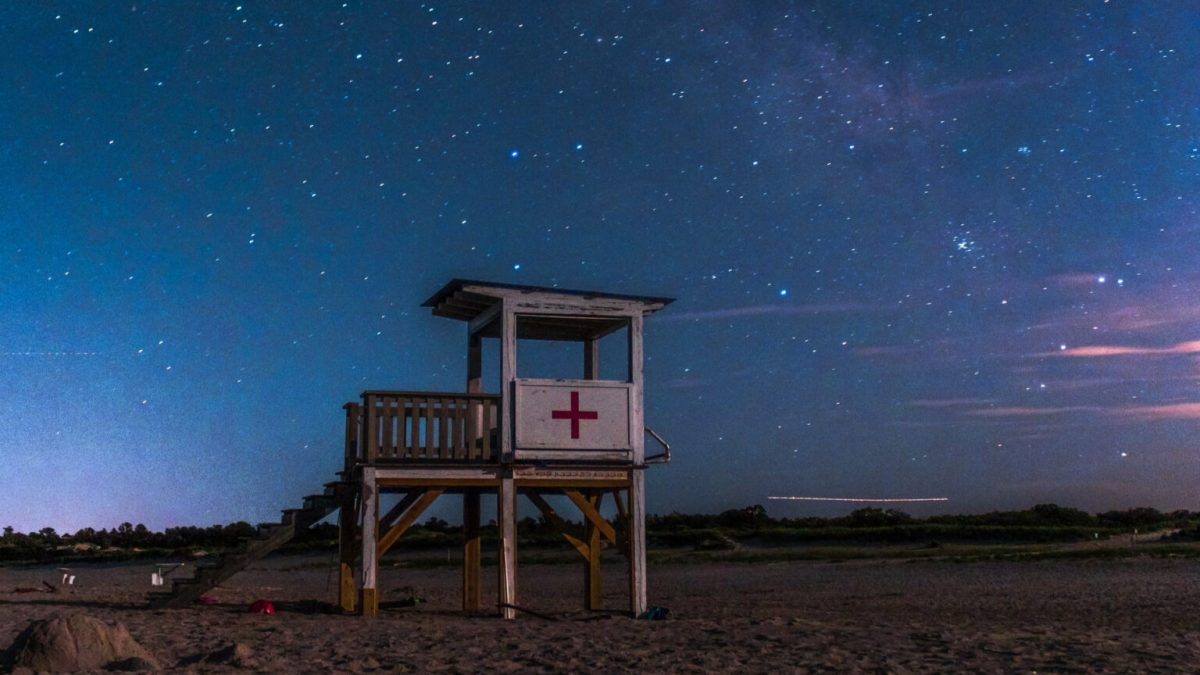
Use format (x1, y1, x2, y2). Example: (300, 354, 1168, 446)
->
(349, 391, 502, 464)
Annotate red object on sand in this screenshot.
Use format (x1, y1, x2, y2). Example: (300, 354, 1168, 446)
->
(196, 595, 218, 605)
(248, 599, 275, 615)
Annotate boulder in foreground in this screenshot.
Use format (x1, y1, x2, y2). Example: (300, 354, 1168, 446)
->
(2, 613, 160, 672)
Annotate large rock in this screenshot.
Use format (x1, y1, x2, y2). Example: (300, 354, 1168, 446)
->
(3, 613, 160, 672)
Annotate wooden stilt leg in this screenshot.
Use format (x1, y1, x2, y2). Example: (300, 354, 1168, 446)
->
(360, 467, 379, 618)
(584, 491, 602, 610)
(498, 475, 518, 619)
(463, 490, 482, 612)
(338, 490, 357, 613)
(628, 471, 647, 616)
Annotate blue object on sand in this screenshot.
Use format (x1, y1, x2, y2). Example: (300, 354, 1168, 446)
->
(637, 606, 670, 620)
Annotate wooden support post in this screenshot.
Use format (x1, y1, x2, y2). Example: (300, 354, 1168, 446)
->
(467, 332, 482, 393)
(360, 467, 379, 617)
(583, 338, 599, 380)
(463, 490, 482, 612)
(584, 491, 603, 610)
(337, 489, 357, 613)
(497, 473, 518, 619)
(628, 470, 647, 616)
(499, 299, 516, 464)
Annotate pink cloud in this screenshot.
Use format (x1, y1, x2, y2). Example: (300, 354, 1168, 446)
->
(660, 303, 894, 322)
(909, 398, 998, 408)
(1051, 339, 1200, 358)
(855, 345, 923, 357)
(966, 406, 1102, 418)
(1115, 403, 1200, 420)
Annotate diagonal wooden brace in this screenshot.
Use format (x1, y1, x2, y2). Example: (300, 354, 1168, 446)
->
(526, 492, 590, 559)
(377, 489, 444, 558)
(563, 488, 617, 545)
(380, 491, 423, 530)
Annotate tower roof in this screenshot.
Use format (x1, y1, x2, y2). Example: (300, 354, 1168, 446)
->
(422, 279, 674, 321)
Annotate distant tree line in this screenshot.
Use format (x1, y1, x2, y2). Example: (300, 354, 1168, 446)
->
(1, 504, 1195, 563)
(647, 504, 1198, 547)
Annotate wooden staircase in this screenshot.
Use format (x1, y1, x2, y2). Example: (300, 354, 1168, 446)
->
(147, 481, 352, 609)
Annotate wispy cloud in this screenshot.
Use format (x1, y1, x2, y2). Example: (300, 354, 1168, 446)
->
(855, 345, 924, 357)
(1115, 403, 1200, 420)
(909, 398, 998, 408)
(965, 406, 1102, 418)
(1050, 339, 1200, 358)
(660, 303, 894, 323)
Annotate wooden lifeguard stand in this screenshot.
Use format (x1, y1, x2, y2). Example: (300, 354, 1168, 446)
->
(338, 279, 674, 618)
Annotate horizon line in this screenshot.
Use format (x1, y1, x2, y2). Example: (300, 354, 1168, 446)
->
(768, 496, 950, 503)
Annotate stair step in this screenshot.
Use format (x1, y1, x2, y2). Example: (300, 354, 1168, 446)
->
(147, 480, 345, 609)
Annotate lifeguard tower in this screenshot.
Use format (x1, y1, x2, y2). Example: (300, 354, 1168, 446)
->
(148, 279, 673, 618)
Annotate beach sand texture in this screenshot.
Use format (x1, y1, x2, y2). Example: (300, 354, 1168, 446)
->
(2, 555, 1198, 672)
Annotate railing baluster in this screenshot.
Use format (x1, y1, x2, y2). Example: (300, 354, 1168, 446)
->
(343, 403, 359, 470)
(427, 393, 436, 456)
(380, 397, 394, 459)
(466, 398, 477, 461)
(453, 399, 465, 458)
(358, 391, 500, 464)
(405, 393, 415, 456)
(441, 398, 451, 456)
(362, 393, 376, 461)
(481, 399, 492, 461)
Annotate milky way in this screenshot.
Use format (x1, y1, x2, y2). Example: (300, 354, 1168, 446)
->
(2, 3, 1198, 530)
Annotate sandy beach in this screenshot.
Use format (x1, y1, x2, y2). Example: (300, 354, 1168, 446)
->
(2, 553, 1198, 672)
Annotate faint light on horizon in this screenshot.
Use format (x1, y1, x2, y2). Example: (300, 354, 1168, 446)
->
(768, 496, 949, 503)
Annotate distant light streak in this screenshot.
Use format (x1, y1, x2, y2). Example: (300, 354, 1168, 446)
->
(768, 496, 949, 503)
(0, 351, 98, 357)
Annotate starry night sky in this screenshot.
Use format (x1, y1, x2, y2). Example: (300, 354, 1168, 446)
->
(3, 2, 1199, 532)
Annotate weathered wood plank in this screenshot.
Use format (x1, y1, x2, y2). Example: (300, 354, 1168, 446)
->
(364, 395, 379, 464)
(462, 490, 481, 612)
(629, 313, 645, 465)
(628, 470, 647, 616)
(500, 299, 515, 463)
(379, 491, 423, 530)
(498, 474, 518, 619)
(526, 493, 589, 558)
(337, 490, 357, 613)
(585, 491, 602, 610)
(481, 400, 492, 460)
(440, 399, 451, 458)
(583, 338, 599, 380)
(360, 467, 378, 617)
(562, 488, 617, 544)
(377, 489, 443, 557)
(380, 397, 394, 459)
(343, 403, 360, 470)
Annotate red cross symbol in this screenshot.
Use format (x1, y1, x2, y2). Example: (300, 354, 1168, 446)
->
(551, 391, 598, 439)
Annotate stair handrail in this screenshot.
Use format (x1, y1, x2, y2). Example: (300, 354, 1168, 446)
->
(644, 426, 671, 464)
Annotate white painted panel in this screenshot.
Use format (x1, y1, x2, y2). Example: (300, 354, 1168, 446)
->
(515, 379, 632, 450)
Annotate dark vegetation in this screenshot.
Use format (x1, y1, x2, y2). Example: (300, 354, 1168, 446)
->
(1, 504, 1194, 566)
